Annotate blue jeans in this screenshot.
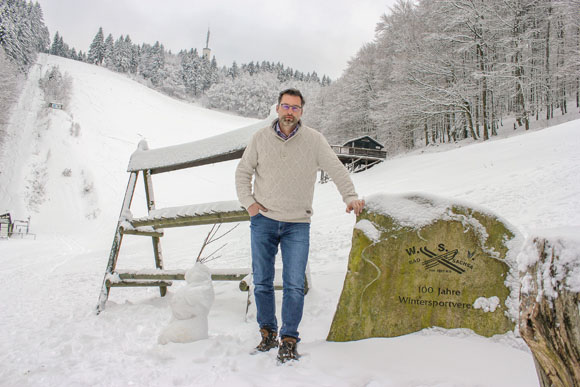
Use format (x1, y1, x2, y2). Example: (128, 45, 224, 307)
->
(250, 213, 310, 339)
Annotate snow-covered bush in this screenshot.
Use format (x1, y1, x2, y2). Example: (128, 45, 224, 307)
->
(204, 72, 324, 120)
(69, 122, 81, 137)
(204, 72, 279, 118)
(39, 66, 72, 108)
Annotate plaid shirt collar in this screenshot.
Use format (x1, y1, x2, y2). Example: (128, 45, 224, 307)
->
(274, 119, 300, 140)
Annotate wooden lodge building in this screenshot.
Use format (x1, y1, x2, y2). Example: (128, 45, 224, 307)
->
(326, 135, 387, 179)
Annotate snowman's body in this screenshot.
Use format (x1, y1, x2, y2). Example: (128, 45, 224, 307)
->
(158, 262, 215, 344)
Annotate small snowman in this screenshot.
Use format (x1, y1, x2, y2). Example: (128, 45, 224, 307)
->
(158, 262, 215, 344)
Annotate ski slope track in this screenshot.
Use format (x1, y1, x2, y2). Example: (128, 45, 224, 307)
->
(0, 54, 579, 386)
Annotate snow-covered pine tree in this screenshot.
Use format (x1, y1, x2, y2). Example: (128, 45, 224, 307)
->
(0, 0, 49, 71)
(49, 32, 62, 56)
(125, 36, 138, 74)
(112, 35, 132, 73)
(138, 41, 165, 86)
(87, 27, 105, 65)
(180, 48, 202, 96)
(103, 33, 114, 69)
(28, 1, 49, 53)
(228, 61, 239, 80)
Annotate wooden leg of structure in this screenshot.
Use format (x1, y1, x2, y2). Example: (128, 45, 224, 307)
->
(96, 172, 139, 314)
(143, 169, 167, 297)
(151, 236, 166, 296)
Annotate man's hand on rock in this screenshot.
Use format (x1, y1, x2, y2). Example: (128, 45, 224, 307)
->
(346, 199, 365, 216)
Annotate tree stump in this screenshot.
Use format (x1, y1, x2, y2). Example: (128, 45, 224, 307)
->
(519, 234, 580, 387)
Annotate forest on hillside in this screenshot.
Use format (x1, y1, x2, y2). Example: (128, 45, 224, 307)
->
(2, 0, 579, 155)
(310, 0, 580, 153)
(0, 0, 49, 147)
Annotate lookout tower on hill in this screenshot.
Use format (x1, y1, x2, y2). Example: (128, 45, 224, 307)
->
(202, 28, 211, 60)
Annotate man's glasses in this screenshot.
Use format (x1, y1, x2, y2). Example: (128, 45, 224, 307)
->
(280, 103, 302, 113)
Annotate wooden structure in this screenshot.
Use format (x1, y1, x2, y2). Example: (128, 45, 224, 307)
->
(342, 135, 385, 150)
(330, 135, 387, 174)
(0, 213, 12, 238)
(48, 102, 63, 109)
(0, 213, 35, 239)
(320, 136, 387, 182)
(96, 111, 311, 313)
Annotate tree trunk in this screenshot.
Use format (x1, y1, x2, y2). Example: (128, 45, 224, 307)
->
(576, 77, 580, 107)
(474, 95, 481, 138)
(476, 41, 490, 140)
(445, 114, 451, 143)
(557, 14, 566, 116)
(513, 4, 529, 130)
(545, 3, 552, 121)
(519, 236, 580, 387)
(464, 100, 477, 139)
(577, 26, 580, 108)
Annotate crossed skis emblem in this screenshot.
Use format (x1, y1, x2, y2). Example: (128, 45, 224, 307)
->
(420, 247, 465, 274)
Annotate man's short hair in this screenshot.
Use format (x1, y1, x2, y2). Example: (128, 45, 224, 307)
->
(278, 88, 305, 107)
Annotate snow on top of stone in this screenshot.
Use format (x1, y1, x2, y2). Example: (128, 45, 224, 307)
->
(364, 192, 524, 268)
(365, 192, 519, 233)
(127, 108, 276, 172)
(354, 219, 381, 243)
(365, 193, 452, 229)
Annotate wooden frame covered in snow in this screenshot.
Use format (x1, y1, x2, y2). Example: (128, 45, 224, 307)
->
(96, 115, 275, 313)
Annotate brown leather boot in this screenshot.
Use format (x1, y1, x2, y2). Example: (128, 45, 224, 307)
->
(256, 328, 278, 352)
(277, 336, 299, 363)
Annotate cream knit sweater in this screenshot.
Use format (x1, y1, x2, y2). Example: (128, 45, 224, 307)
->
(235, 122, 359, 223)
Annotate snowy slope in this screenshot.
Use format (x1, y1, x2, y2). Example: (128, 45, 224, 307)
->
(0, 54, 257, 235)
(0, 54, 579, 387)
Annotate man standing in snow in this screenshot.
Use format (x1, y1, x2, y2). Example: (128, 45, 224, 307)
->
(235, 88, 365, 363)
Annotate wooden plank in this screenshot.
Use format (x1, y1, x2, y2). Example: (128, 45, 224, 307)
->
(120, 227, 164, 237)
(131, 210, 250, 229)
(106, 279, 174, 288)
(212, 273, 249, 281)
(118, 271, 185, 281)
(115, 268, 251, 282)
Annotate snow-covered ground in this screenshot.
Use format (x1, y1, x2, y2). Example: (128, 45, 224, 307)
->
(1, 54, 579, 386)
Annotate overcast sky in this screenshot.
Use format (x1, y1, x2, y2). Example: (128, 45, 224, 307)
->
(36, 0, 397, 79)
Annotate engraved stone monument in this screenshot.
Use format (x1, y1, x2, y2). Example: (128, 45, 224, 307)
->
(327, 193, 523, 341)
